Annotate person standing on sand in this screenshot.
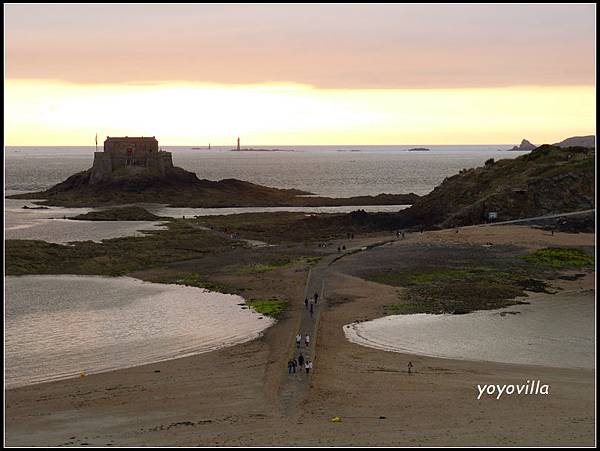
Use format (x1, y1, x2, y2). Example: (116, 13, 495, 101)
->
(408, 361, 413, 374)
(304, 297, 309, 309)
(305, 334, 310, 347)
(314, 292, 319, 303)
(292, 359, 297, 373)
(298, 353, 304, 368)
(310, 301, 314, 317)
(296, 334, 301, 348)
(287, 360, 294, 374)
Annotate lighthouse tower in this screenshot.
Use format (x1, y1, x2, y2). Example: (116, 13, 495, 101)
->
(237, 137, 240, 151)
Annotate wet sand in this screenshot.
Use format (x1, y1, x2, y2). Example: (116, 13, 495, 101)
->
(5, 226, 596, 446)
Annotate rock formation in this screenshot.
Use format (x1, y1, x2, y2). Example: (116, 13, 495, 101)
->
(509, 139, 536, 151)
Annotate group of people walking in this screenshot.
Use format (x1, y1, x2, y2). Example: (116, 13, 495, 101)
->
(296, 333, 310, 348)
(287, 353, 313, 374)
(304, 291, 319, 317)
(289, 291, 321, 376)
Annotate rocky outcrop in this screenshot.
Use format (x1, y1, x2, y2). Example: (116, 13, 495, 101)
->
(509, 139, 536, 151)
(8, 166, 419, 208)
(397, 145, 595, 228)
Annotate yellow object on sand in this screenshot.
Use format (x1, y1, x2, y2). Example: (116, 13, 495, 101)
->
(330, 416, 342, 423)
(80, 372, 86, 378)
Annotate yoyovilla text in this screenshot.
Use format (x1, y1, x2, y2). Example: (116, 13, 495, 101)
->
(477, 380, 549, 400)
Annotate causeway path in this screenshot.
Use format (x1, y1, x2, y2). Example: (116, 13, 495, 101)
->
(278, 236, 397, 415)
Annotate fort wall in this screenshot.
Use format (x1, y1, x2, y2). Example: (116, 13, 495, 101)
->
(89, 136, 174, 184)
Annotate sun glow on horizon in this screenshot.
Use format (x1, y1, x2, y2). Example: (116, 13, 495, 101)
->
(4, 80, 595, 146)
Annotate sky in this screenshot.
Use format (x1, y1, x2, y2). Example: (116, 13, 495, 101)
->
(4, 3, 596, 145)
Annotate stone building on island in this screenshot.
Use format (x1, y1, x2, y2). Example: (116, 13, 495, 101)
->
(90, 136, 174, 184)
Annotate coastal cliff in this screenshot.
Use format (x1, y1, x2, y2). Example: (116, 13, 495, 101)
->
(399, 145, 595, 228)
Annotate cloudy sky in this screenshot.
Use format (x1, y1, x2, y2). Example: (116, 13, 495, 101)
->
(4, 3, 596, 145)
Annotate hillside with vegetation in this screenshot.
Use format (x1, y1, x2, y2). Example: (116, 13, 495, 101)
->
(398, 145, 595, 228)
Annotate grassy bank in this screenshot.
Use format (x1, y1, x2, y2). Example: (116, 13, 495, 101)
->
(521, 247, 595, 267)
(367, 247, 594, 315)
(245, 298, 288, 318)
(5, 220, 237, 277)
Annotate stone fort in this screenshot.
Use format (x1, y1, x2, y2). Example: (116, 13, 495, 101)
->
(90, 136, 174, 184)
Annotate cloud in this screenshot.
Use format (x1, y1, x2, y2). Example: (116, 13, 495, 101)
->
(5, 4, 595, 88)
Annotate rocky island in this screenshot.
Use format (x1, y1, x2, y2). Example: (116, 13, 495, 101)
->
(7, 136, 418, 208)
(508, 139, 536, 151)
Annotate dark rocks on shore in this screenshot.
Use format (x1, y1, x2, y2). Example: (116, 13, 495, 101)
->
(70, 206, 164, 221)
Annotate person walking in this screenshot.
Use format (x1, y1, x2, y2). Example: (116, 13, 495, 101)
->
(314, 292, 319, 303)
(297, 353, 305, 368)
(305, 360, 312, 374)
(292, 358, 297, 373)
(296, 334, 302, 348)
(288, 360, 294, 374)
(310, 301, 314, 317)
(304, 297, 309, 309)
(408, 361, 413, 375)
(305, 334, 310, 347)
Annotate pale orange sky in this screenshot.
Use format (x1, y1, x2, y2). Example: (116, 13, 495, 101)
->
(4, 4, 596, 145)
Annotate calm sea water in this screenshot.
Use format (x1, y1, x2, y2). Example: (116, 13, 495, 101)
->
(5, 275, 274, 388)
(5, 145, 527, 197)
(344, 291, 595, 369)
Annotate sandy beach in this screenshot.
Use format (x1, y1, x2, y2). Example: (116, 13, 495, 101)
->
(5, 225, 595, 446)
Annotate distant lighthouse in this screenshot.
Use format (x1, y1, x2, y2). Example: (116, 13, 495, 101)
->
(237, 137, 240, 151)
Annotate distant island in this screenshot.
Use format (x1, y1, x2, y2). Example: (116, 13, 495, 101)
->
(7, 136, 418, 208)
(507, 139, 536, 151)
(230, 148, 295, 152)
(407, 147, 431, 151)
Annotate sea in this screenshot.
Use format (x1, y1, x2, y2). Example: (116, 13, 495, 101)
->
(5, 145, 523, 196)
(7, 144, 545, 387)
